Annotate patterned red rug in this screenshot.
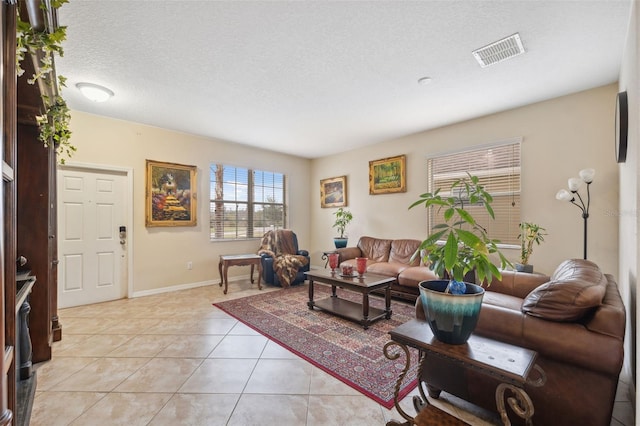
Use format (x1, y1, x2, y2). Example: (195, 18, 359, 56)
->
(214, 284, 419, 409)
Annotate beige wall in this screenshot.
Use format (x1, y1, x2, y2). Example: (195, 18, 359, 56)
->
(618, 0, 638, 404)
(67, 86, 621, 294)
(310, 84, 619, 278)
(65, 112, 312, 293)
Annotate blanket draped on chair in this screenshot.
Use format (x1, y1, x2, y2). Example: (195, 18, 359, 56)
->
(257, 230, 308, 288)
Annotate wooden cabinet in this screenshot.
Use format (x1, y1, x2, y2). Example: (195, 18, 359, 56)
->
(2, 1, 17, 424)
(0, 1, 62, 423)
(16, 123, 55, 364)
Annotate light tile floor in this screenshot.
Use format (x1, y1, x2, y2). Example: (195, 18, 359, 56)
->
(30, 280, 635, 425)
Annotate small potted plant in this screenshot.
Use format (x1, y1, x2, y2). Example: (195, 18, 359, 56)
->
(516, 222, 547, 273)
(332, 207, 353, 248)
(409, 173, 510, 344)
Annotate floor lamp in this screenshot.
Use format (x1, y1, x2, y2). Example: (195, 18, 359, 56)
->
(555, 168, 595, 260)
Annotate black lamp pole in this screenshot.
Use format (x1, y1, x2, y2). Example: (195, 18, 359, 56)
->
(568, 180, 591, 260)
(556, 169, 594, 260)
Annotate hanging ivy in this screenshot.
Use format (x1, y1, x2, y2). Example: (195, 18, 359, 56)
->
(16, 0, 74, 164)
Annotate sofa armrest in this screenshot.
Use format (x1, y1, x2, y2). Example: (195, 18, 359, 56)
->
(476, 302, 624, 376)
(260, 253, 275, 285)
(298, 249, 309, 257)
(333, 247, 362, 263)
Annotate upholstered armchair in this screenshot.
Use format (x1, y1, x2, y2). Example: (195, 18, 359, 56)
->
(258, 230, 310, 287)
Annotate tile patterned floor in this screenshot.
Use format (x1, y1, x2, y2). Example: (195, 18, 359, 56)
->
(30, 280, 635, 425)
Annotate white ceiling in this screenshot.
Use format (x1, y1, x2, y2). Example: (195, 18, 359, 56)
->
(56, 1, 632, 159)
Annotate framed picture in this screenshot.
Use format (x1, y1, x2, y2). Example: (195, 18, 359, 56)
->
(369, 154, 406, 195)
(145, 160, 197, 227)
(320, 175, 347, 208)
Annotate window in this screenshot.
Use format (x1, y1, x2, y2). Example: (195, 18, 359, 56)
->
(426, 139, 521, 245)
(210, 164, 286, 240)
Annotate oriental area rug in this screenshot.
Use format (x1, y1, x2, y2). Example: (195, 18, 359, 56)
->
(214, 284, 420, 409)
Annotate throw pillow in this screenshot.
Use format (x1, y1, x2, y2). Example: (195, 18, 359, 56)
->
(522, 259, 607, 321)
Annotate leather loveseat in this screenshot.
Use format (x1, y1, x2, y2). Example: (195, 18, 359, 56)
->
(334, 236, 438, 301)
(415, 258, 626, 426)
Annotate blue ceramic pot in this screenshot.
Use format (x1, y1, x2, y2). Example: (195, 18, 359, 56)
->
(418, 280, 485, 345)
(333, 238, 348, 248)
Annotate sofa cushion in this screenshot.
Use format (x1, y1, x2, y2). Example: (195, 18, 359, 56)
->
(388, 239, 421, 266)
(367, 261, 408, 277)
(398, 266, 439, 289)
(357, 236, 393, 262)
(522, 259, 607, 322)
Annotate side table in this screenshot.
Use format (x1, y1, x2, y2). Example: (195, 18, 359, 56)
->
(218, 254, 262, 294)
(321, 250, 337, 268)
(384, 319, 546, 426)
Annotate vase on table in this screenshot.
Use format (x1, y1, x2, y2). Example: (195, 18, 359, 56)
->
(418, 280, 485, 345)
(328, 253, 339, 273)
(356, 257, 367, 277)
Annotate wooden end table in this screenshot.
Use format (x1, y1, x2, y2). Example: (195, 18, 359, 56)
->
(305, 268, 395, 329)
(384, 319, 546, 426)
(218, 254, 262, 294)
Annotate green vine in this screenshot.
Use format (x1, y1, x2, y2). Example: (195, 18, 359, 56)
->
(17, 0, 74, 164)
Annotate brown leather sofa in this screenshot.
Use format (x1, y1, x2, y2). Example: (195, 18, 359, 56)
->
(334, 236, 438, 301)
(415, 258, 626, 426)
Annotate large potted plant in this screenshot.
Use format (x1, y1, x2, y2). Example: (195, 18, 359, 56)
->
(409, 174, 510, 344)
(332, 207, 353, 248)
(516, 222, 547, 273)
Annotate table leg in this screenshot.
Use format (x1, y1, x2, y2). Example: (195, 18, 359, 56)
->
(385, 285, 392, 319)
(307, 279, 315, 309)
(218, 259, 223, 288)
(249, 264, 255, 283)
(223, 264, 229, 295)
(495, 383, 535, 426)
(383, 341, 415, 426)
(331, 285, 337, 298)
(362, 292, 370, 329)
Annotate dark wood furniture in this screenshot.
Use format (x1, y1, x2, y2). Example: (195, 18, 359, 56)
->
(305, 268, 395, 329)
(384, 319, 545, 426)
(0, 1, 62, 424)
(218, 254, 262, 294)
(1, 4, 17, 424)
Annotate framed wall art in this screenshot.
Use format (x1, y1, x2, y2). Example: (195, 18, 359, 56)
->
(145, 160, 197, 227)
(320, 175, 347, 208)
(369, 154, 406, 195)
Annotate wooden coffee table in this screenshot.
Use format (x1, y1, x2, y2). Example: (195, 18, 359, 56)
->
(384, 319, 546, 426)
(305, 268, 395, 329)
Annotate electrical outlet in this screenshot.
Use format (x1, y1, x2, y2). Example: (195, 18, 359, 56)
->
(187, 261, 192, 270)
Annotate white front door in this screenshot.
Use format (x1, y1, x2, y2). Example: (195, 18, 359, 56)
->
(57, 166, 129, 308)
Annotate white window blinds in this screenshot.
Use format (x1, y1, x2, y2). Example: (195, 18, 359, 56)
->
(427, 140, 521, 245)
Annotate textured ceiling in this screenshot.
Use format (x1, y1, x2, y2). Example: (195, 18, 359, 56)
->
(56, 1, 632, 159)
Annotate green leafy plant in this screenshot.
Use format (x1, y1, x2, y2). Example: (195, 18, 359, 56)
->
(16, 0, 74, 164)
(332, 207, 353, 238)
(409, 173, 511, 285)
(518, 222, 547, 265)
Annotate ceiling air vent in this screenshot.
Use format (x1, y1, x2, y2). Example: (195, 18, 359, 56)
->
(472, 33, 525, 68)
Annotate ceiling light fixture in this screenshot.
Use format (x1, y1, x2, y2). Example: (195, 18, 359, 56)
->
(76, 82, 114, 102)
(418, 77, 432, 85)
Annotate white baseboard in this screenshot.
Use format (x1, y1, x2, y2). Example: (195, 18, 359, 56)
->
(131, 273, 261, 298)
(131, 279, 217, 298)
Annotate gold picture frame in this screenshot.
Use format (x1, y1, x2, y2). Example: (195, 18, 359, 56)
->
(369, 155, 407, 195)
(145, 160, 197, 227)
(320, 175, 347, 208)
